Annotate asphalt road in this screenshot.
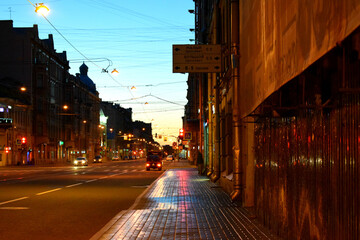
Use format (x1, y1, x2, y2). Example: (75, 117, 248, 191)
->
(0, 158, 164, 240)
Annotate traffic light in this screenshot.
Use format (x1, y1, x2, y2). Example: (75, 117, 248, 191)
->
(179, 128, 184, 140)
(5, 147, 9, 154)
(21, 137, 27, 144)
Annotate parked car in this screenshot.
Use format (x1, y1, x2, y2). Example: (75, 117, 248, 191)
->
(74, 157, 88, 166)
(112, 156, 120, 161)
(146, 155, 162, 171)
(93, 155, 102, 163)
(123, 156, 129, 160)
(165, 155, 174, 161)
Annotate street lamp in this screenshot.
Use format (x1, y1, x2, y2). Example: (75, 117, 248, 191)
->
(111, 68, 119, 75)
(27, 0, 50, 15)
(35, 3, 50, 16)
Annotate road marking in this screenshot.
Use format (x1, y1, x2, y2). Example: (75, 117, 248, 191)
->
(36, 188, 62, 196)
(86, 179, 98, 183)
(0, 197, 29, 206)
(131, 185, 149, 188)
(65, 183, 83, 188)
(0, 207, 29, 210)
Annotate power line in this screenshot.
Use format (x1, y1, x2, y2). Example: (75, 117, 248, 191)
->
(133, 108, 183, 114)
(97, 81, 185, 88)
(112, 93, 186, 106)
(149, 95, 184, 106)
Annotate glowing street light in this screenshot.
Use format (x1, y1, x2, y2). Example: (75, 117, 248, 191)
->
(111, 68, 119, 75)
(35, 3, 50, 16)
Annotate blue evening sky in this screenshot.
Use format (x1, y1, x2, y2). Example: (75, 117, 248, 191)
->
(0, 0, 195, 144)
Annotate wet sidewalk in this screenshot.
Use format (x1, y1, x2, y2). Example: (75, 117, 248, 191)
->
(91, 161, 280, 240)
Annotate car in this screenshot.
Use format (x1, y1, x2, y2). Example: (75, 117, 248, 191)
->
(74, 157, 88, 166)
(123, 156, 129, 160)
(93, 155, 102, 163)
(146, 154, 162, 171)
(148, 151, 163, 160)
(165, 155, 174, 161)
(112, 156, 120, 161)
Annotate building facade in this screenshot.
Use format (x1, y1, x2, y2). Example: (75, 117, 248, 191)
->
(0, 78, 32, 166)
(186, 1, 360, 239)
(0, 21, 100, 165)
(100, 101, 133, 159)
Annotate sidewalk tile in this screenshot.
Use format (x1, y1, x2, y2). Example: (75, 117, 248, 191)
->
(94, 165, 281, 240)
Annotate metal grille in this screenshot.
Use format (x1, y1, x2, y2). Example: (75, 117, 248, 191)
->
(254, 94, 360, 239)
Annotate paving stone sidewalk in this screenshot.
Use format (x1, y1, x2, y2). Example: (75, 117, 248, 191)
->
(92, 161, 281, 240)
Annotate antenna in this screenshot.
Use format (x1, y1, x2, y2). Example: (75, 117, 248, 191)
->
(8, 7, 12, 20)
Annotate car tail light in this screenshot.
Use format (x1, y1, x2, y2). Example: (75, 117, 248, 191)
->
(157, 163, 161, 167)
(146, 163, 150, 167)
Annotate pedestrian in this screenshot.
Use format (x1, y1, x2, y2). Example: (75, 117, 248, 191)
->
(197, 150, 203, 175)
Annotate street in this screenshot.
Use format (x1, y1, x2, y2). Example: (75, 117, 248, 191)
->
(0, 158, 164, 240)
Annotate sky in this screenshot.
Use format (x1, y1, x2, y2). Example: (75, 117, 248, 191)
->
(0, 0, 194, 146)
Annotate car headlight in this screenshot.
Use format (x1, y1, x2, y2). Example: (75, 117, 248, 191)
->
(82, 160, 85, 164)
(74, 160, 78, 164)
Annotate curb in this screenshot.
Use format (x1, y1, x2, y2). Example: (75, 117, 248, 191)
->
(89, 170, 167, 240)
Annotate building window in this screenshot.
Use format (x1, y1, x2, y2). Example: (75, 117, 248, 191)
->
(37, 122, 43, 135)
(37, 101, 43, 113)
(37, 74, 43, 88)
(50, 82, 55, 97)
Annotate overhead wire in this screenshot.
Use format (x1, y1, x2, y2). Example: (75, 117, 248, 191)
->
(25, 0, 190, 125)
(97, 80, 185, 88)
(112, 93, 186, 106)
(26, 1, 154, 122)
(133, 108, 184, 114)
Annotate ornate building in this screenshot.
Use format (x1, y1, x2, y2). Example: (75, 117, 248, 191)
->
(0, 20, 100, 165)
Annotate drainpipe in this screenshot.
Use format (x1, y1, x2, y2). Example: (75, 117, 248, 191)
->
(211, 75, 221, 182)
(210, 4, 221, 183)
(207, 90, 214, 177)
(230, 0, 242, 202)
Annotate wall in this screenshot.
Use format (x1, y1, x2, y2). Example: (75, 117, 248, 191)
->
(239, 0, 360, 118)
(254, 32, 360, 239)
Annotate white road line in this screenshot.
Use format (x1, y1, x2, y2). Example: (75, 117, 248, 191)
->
(0, 197, 29, 206)
(0, 207, 29, 210)
(36, 188, 62, 196)
(65, 183, 83, 188)
(86, 179, 98, 183)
